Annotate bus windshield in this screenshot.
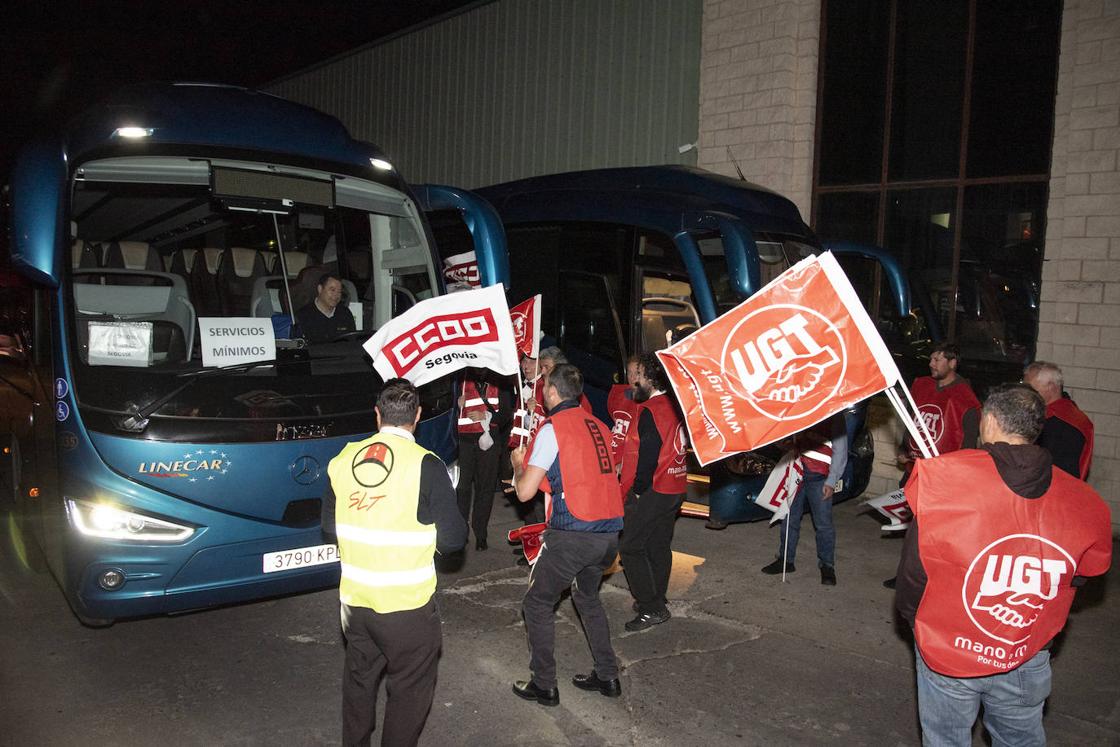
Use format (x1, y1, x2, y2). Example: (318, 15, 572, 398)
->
(68, 156, 439, 440)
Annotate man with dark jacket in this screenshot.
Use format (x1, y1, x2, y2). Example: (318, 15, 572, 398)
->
(618, 352, 688, 631)
(895, 385, 1111, 746)
(1024, 360, 1094, 480)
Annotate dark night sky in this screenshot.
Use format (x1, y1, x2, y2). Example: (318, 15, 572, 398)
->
(0, 0, 480, 178)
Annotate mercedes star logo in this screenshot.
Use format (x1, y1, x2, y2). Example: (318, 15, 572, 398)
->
(290, 455, 321, 485)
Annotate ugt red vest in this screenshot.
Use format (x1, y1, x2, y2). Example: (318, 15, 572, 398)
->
(1048, 397, 1094, 480)
(907, 377, 980, 457)
(527, 407, 623, 522)
(909, 450, 1112, 678)
(795, 421, 834, 478)
(619, 394, 688, 496)
(607, 383, 640, 461)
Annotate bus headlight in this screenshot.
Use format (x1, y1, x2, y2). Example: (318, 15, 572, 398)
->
(67, 499, 195, 542)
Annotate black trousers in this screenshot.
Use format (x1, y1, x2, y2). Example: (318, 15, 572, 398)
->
(620, 489, 684, 614)
(522, 529, 619, 690)
(341, 599, 441, 747)
(456, 432, 500, 542)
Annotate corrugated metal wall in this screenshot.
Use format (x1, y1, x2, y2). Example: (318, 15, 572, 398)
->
(265, 0, 701, 189)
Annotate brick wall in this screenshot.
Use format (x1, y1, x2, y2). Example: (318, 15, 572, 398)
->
(697, 0, 820, 216)
(1040, 0, 1120, 528)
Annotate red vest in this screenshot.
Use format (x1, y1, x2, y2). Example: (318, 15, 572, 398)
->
(1047, 397, 1094, 480)
(907, 377, 980, 457)
(458, 380, 499, 434)
(607, 384, 640, 461)
(795, 421, 836, 477)
(619, 394, 688, 496)
(526, 407, 623, 522)
(909, 451, 1112, 678)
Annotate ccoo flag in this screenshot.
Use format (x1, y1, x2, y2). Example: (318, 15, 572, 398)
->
(509, 294, 541, 360)
(363, 284, 519, 387)
(656, 252, 902, 466)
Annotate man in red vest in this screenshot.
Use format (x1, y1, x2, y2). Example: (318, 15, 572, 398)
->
(895, 385, 1111, 745)
(898, 343, 981, 474)
(509, 363, 625, 706)
(618, 352, 688, 630)
(885, 342, 981, 589)
(456, 368, 513, 551)
(761, 414, 848, 585)
(607, 355, 642, 462)
(1024, 361, 1094, 480)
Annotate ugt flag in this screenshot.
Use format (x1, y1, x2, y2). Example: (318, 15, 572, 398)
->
(656, 252, 901, 466)
(509, 294, 541, 360)
(363, 284, 519, 387)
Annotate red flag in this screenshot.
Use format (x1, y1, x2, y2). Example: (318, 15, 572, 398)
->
(509, 294, 541, 360)
(656, 252, 901, 466)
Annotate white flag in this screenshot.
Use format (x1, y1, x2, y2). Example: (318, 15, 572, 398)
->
(363, 284, 519, 386)
(753, 450, 804, 525)
(862, 488, 912, 532)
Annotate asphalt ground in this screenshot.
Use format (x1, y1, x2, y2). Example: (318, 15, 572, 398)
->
(1, 496, 1117, 746)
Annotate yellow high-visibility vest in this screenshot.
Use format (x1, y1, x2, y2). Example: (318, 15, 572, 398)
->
(327, 432, 438, 613)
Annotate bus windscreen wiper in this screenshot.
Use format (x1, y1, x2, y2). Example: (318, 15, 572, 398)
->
(116, 356, 346, 433)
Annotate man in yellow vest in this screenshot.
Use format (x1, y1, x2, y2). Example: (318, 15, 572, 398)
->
(322, 378, 467, 747)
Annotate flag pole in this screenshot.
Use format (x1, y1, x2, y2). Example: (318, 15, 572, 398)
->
(885, 385, 937, 460)
(782, 512, 791, 583)
(515, 365, 527, 447)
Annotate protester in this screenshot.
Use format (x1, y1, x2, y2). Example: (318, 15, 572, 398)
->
(618, 352, 688, 631)
(885, 342, 980, 588)
(895, 384, 1111, 745)
(295, 272, 355, 343)
(509, 363, 625, 706)
(321, 378, 467, 747)
(456, 367, 514, 550)
(1024, 361, 1094, 480)
(607, 354, 642, 463)
(761, 413, 848, 585)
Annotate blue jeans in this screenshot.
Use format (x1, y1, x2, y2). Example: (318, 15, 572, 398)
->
(777, 476, 834, 567)
(915, 645, 1050, 747)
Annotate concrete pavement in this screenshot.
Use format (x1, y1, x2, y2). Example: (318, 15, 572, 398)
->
(1, 496, 1116, 745)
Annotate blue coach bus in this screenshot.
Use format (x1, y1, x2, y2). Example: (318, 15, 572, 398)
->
(0, 83, 507, 625)
(431, 166, 917, 524)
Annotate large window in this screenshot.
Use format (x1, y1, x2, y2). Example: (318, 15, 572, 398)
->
(814, 0, 1060, 390)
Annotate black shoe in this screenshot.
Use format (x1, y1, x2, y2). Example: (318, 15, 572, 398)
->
(705, 518, 728, 530)
(624, 609, 670, 632)
(883, 576, 897, 589)
(572, 672, 622, 697)
(512, 680, 559, 706)
(761, 559, 795, 575)
(476, 538, 488, 551)
(820, 566, 837, 586)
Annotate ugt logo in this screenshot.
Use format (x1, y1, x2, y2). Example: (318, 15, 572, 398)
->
(719, 305, 844, 421)
(963, 534, 1074, 645)
(917, 404, 945, 445)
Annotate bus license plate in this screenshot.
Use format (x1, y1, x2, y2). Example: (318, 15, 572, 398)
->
(262, 543, 339, 574)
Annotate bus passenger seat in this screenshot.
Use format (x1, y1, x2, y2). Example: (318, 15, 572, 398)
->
(190, 248, 224, 318)
(278, 250, 310, 278)
(72, 270, 196, 364)
(72, 240, 101, 277)
(103, 241, 164, 283)
(218, 247, 267, 316)
(168, 248, 198, 281)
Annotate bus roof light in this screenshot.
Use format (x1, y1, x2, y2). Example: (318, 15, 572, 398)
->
(114, 127, 154, 139)
(369, 158, 393, 171)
